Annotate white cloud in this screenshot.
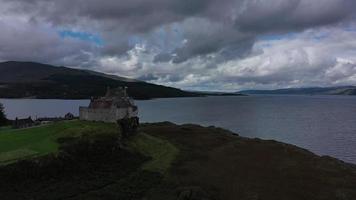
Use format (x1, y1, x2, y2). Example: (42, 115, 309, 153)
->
(78, 25, 356, 91)
(215, 27, 356, 90)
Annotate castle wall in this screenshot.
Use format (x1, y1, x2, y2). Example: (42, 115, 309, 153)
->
(79, 107, 116, 122)
(79, 107, 138, 123)
(118, 107, 138, 118)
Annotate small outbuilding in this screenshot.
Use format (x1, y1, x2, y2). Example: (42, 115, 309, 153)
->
(65, 113, 75, 120)
(12, 117, 35, 129)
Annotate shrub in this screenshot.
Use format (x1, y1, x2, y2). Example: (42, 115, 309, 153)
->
(0, 103, 8, 126)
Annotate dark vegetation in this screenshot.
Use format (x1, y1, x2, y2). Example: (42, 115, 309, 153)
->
(0, 134, 161, 200)
(0, 121, 119, 164)
(141, 122, 356, 200)
(240, 86, 356, 95)
(0, 61, 201, 99)
(0, 103, 8, 126)
(1, 122, 356, 200)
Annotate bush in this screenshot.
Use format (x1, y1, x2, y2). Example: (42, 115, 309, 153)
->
(0, 103, 8, 126)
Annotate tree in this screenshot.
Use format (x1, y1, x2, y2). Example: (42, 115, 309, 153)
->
(0, 102, 7, 126)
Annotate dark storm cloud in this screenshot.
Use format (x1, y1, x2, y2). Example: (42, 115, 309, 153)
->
(153, 53, 173, 63)
(235, 0, 356, 32)
(3, 0, 356, 61)
(0, 16, 97, 66)
(3, 0, 210, 32)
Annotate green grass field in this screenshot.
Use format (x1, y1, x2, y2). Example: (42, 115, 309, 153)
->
(0, 120, 118, 164)
(129, 133, 179, 173)
(0, 120, 179, 173)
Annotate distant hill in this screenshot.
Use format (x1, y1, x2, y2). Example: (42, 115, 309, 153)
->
(189, 90, 246, 96)
(0, 61, 202, 99)
(239, 86, 356, 95)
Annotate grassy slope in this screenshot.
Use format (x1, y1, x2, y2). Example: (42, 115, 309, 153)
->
(0, 121, 178, 174)
(0, 121, 178, 173)
(0, 121, 118, 164)
(129, 133, 179, 173)
(0, 121, 179, 200)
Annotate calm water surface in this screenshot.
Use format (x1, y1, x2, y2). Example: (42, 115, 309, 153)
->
(1, 95, 356, 164)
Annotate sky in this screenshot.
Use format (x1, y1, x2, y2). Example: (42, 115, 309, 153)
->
(1, 0, 356, 91)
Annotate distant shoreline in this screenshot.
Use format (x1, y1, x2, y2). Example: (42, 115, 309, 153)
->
(0, 93, 246, 101)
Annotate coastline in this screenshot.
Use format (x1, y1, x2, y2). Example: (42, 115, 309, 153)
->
(1, 121, 356, 199)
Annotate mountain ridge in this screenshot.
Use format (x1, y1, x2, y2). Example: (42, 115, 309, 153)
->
(0, 61, 201, 99)
(239, 86, 356, 95)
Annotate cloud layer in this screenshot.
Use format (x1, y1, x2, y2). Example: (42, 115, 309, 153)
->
(1, 0, 356, 90)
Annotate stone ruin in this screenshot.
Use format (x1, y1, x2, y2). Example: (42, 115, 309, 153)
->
(79, 87, 139, 136)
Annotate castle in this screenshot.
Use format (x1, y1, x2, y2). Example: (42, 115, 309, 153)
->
(79, 87, 138, 123)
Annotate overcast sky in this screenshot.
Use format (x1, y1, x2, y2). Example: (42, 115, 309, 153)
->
(1, 0, 356, 91)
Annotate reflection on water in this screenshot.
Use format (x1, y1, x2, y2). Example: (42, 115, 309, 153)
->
(1, 95, 356, 164)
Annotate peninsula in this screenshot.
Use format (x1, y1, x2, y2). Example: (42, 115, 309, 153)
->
(0, 121, 355, 200)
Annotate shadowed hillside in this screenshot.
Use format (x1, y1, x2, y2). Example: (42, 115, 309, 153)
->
(0, 61, 201, 99)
